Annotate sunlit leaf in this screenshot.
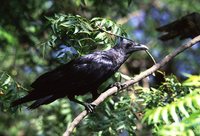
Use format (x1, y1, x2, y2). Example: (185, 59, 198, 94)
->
(178, 101, 189, 117)
(162, 107, 170, 124)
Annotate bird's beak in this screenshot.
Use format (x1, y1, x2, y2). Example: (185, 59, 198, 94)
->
(134, 43, 148, 50)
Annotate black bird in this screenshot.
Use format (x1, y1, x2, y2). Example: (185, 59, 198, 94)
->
(157, 12, 200, 41)
(12, 38, 148, 112)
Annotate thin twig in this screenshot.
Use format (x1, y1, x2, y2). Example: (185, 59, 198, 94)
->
(97, 26, 135, 42)
(145, 50, 157, 65)
(63, 35, 200, 136)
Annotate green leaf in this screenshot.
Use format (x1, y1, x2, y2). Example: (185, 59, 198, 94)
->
(178, 101, 189, 117)
(162, 107, 170, 124)
(95, 32, 106, 40)
(185, 97, 197, 112)
(169, 105, 179, 123)
(100, 19, 107, 27)
(153, 107, 162, 123)
(112, 25, 120, 35)
(2, 76, 11, 86)
(74, 26, 79, 34)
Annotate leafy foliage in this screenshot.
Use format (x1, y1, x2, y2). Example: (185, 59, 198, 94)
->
(46, 14, 127, 58)
(142, 75, 200, 135)
(0, 72, 26, 112)
(81, 93, 137, 135)
(73, 75, 200, 135)
(140, 75, 191, 109)
(0, 27, 18, 46)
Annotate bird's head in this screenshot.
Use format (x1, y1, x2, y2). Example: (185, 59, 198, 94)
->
(117, 38, 148, 54)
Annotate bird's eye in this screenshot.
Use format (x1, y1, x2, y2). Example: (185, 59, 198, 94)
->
(126, 43, 132, 48)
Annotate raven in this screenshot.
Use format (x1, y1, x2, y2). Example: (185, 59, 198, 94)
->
(157, 12, 200, 41)
(12, 38, 148, 112)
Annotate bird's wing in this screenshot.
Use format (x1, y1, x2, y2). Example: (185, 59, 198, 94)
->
(31, 52, 116, 91)
(156, 12, 200, 41)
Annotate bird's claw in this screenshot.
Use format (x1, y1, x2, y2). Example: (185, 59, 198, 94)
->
(111, 82, 127, 90)
(84, 103, 96, 113)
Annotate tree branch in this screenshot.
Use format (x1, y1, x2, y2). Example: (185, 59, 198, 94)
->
(63, 35, 200, 136)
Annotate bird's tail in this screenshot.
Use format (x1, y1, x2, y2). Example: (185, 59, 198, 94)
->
(28, 95, 57, 109)
(11, 90, 46, 107)
(11, 97, 27, 107)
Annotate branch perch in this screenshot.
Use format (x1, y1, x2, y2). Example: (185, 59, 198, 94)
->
(63, 35, 200, 136)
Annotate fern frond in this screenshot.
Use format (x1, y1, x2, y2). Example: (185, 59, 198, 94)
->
(183, 75, 200, 87)
(143, 88, 200, 125)
(157, 111, 200, 136)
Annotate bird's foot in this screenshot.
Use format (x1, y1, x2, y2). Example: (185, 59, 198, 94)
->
(110, 82, 127, 90)
(84, 103, 96, 113)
